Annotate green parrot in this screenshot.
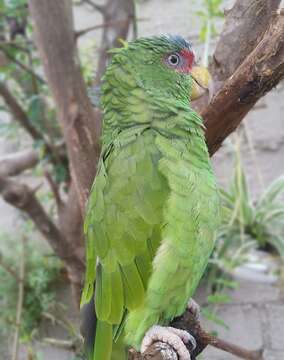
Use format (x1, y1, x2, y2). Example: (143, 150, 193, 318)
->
(81, 35, 220, 360)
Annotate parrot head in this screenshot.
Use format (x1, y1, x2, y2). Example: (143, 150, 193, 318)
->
(108, 35, 211, 103)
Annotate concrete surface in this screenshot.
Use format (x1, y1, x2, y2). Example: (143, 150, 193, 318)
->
(200, 280, 284, 359)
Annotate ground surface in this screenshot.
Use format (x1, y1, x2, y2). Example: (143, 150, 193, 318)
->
(1, 0, 284, 359)
(200, 279, 284, 360)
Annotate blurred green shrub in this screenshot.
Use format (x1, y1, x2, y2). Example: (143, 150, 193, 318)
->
(0, 232, 62, 341)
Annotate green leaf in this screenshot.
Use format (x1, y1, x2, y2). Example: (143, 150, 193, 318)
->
(202, 307, 229, 329)
(207, 293, 231, 304)
(199, 23, 208, 42)
(258, 176, 284, 208)
(214, 278, 238, 289)
(27, 95, 45, 128)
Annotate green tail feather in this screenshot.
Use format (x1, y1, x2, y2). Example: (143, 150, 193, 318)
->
(111, 335, 127, 360)
(83, 315, 127, 360)
(93, 320, 112, 360)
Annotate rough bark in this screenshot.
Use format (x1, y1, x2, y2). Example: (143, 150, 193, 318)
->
(28, 0, 100, 211)
(211, 0, 281, 83)
(204, 11, 284, 155)
(193, 0, 281, 110)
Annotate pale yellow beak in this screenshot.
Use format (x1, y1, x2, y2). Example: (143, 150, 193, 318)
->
(191, 66, 213, 100)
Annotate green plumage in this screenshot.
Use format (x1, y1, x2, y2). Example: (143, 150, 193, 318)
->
(81, 35, 220, 359)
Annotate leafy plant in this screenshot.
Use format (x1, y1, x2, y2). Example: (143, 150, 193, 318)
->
(0, 232, 62, 340)
(201, 148, 284, 329)
(220, 161, 284, 258)
(205, 154, 284, 298)
(194, 0, 224, 66)
(196, 0, 224, 40)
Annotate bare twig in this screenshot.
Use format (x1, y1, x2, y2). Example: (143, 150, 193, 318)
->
(0, 252, 21, 282)
(0, 40, 32, 52)
(0, 82, 65, 166)
(75, 19, 128, 38)
(44, 170, 63, 208)
(75, 17, 148, 39)
(43, 337, 77, 350)
(42, 311, 79, 339)
(0, 82, 45, 140)
(0, 46, 45, 84)
(11, 236, 26, 360)
(81, 0, 105, 13)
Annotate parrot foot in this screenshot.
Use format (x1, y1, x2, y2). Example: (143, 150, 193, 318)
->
(187, 298, 200, 320)
(141, 325, 196, 360)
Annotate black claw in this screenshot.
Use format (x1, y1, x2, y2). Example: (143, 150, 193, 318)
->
(187, 333, 197, 351)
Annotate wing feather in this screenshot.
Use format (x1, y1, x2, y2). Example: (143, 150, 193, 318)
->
(83, 129, 168, 328)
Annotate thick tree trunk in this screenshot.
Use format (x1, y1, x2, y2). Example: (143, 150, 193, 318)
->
(29, 0, 100, 211)
(28, 0, 101, 302)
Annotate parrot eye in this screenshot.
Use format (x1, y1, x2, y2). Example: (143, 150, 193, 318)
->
(167, 53, 181, 67)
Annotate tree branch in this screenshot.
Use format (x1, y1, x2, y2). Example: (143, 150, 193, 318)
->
(0, 149, 38, 177)
(0, 82, 66, 166)
(204, 11, 284, 155)
(0, 40, 31, 53)
(44, 169, 63, 209)
(75, 19, 130, 39)
(81, 0, 106, 14)
(193, 0, 281, 110)
(211, 0, 281, 83)
(75, 18, 147, 39)
(0, 46, 46, 84)
(0, 251, 21, 282)
(0, 175, 84, 272)
(0, 82, 45, 140)
(129, 310, 264, 360)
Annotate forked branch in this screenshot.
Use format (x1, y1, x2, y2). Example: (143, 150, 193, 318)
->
(0, 175, 83, 271)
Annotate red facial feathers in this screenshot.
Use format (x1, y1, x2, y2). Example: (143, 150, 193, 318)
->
(178, 49, 195, 73)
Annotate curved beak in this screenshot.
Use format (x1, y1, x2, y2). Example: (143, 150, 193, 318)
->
(191, 66, 213, 101)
